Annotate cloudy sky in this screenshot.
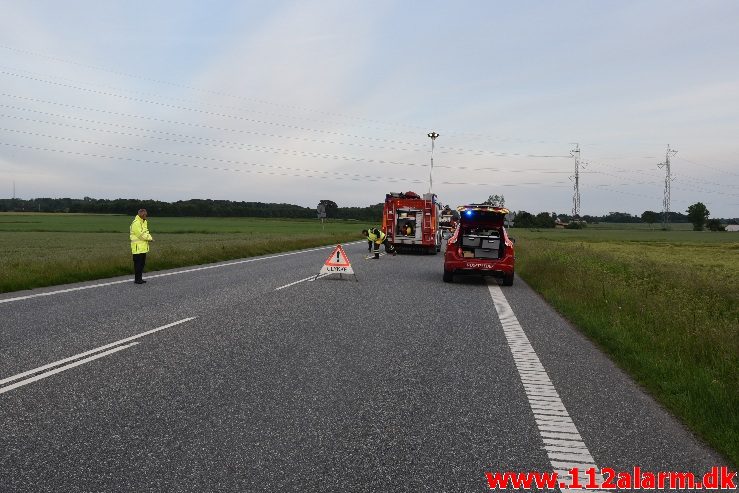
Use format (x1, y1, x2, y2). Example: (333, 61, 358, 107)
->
(1, 0, 737, 217)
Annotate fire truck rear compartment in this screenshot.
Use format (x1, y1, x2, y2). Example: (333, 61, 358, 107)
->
(394, 209, 422, 240)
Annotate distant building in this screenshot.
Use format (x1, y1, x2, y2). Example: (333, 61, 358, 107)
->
(726, 224, 739, 232)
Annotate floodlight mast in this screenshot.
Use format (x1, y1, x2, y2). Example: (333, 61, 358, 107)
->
(427, 131, 439, 193)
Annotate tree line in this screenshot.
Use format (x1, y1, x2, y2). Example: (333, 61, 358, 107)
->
(1, 196, 734, 229)
(0, 197, 384, 221)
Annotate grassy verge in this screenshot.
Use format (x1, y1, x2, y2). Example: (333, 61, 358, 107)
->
(513, 230, 738, 465)
(0, 214, 365, 293)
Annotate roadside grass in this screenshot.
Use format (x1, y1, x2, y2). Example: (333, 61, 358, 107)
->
(0, 214, 365, 293)
(513, 228, 739, 465)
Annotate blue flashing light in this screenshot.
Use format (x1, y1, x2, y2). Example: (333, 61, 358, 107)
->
(465, 210, 473, 217)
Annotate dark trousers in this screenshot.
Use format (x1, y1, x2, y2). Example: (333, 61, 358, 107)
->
(372, 239, 396, 257)
(132, 253, 146, 281)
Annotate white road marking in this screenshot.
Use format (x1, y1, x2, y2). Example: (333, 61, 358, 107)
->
(0, 317, 196, 387)
(0, 342, 138, 395)
(487, 283, 605, 491)
(0, 241, 364, 304)
(275, 272, 335, 290)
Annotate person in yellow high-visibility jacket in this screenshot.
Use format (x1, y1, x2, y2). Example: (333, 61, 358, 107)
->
(130, 209, 154, 284)
(362, 227, 396, 259)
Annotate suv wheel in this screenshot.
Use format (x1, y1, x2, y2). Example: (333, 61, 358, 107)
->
(502, 272, 514, 286)
(443, 270, 454, 283)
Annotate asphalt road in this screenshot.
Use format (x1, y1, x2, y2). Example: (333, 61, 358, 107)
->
(0, 241, 731, 492)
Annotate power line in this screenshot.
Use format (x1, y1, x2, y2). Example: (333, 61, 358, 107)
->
(0, 141, 415, 184)
(581, 156, 737, 189)
(0, 94, 419, 154)
(590, 184, 659, 201)
(0, 127, 401, 182)
(0, 71, 572, 159)
(0, 140, 572, 189)
(0, 111, 574, 175)
(0, 70, 434, 147)
(0, 65, 431, 137)
(0, 91, 570, 162)
(0, 46, 580, 146)
(579, 157, 738, 197)
(673, 155, 739, 178)
(0, 45, 431, 133)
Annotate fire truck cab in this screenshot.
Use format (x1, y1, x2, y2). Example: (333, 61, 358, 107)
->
(383, 191, 443, 254)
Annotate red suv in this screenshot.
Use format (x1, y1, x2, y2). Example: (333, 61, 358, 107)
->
(443, 205, 515, 285)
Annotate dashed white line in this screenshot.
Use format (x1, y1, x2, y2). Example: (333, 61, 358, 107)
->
(275, 273, 330, 291)
(0, 317, 196, 393)
(487, 283, 605, 491)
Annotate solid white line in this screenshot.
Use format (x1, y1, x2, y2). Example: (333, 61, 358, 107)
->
(0, 342, 138, 395)
(487, 283, 606, 490)
(0, 317, 196, 386)
(0, 241, 364, 304)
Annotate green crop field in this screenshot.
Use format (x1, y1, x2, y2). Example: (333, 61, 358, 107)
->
(512, 226, 739, 465)
(0, 213, 366, 293)
(584, 221, 695, 231)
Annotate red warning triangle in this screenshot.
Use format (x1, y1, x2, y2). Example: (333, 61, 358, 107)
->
(317, 244, 355, 278)
(323, 244, 351, 267)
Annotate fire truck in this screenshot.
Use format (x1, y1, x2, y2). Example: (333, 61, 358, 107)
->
(382, 191, 443, 254)
(439, 205, 459, 236)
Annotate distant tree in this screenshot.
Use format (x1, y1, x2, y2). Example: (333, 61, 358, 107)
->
(641, 210, 660, 228)
(534, 212, 555, 228)
(558, 213, 573, 223)
(686, 202, 710, 231)
(484, 194, 505, 207)
(603, 211, 640, 223)
(318, 199, 338, 219)
(513, 210, 536, 228)
(667, 211, 690, 223)
(706, 219, 725, 231)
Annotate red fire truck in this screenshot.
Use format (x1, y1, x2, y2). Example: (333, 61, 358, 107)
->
(382, 191, 443, 254)
(439, 204, 459, 236)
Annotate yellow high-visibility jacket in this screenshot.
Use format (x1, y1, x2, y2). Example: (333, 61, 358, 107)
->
(130, 216, 153, 254)
(367, 228, 386, 244)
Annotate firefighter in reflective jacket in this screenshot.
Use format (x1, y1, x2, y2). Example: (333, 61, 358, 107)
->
(362, 227, 396, 259)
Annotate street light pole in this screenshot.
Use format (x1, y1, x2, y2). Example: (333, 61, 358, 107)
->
(427, 131, 439, 193)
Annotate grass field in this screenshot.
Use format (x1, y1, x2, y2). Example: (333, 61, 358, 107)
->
(0, 213, 365, 293)
(512, 226, 739, 465)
